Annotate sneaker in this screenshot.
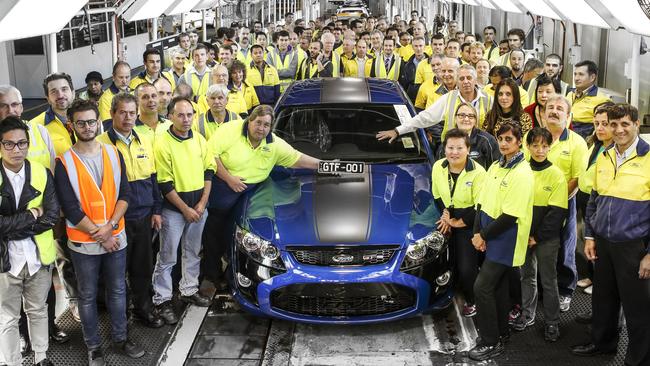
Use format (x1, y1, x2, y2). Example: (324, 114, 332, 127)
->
(69, 301, 81, 322)
(584, 285, 593, 295)
(544, 324, 560, 342)
(575, 311, 592, 324)
(559, 296, 571, 312)
(88, 348, 105, 366)
(157, 301, 178, 325)
(180, 292, 212, 307)
(462, 303, 477, 317)
(468, 341, 504, 361)
(576, 278, 592, 288)
(512, 315, 535, 331)
(113, 338, 145, 358)
(508, 304, 521, 325)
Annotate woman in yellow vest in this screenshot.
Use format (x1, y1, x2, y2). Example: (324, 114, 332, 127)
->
(227, 60, 260, 118)
(432, 128, 486, 318)
(469, 122, 534, 361)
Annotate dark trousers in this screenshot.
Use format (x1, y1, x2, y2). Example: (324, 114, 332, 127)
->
(571, 122, 594, 140)
(558, 196, 578, 296)
(125, 216, 155, 315)
(592, 237, 650, 366)
(200, 178, 257, 283)
(474, 259, 511, 345)
(452, 227, 482, 304)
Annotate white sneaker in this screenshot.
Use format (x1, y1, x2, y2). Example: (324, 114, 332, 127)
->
(576, 278, 592, 288)
(559, 296, 571, 312)
(584, 285, 593, 295)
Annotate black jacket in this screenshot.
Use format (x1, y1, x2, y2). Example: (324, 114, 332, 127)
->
(398, 54, 428, 102)
(0, 160, 60, 273)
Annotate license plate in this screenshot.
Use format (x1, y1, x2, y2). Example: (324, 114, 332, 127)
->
(318, 161, 365, 174)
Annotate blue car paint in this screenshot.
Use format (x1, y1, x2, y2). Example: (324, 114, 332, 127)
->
(228, 78, 452, 324)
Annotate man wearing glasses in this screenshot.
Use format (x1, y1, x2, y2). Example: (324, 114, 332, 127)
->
(0, 116, 59, 366)
(54, 99, 144, 366)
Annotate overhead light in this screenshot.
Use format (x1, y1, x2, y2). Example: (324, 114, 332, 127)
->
(463, 0, 480, 5)
(490, 0, 523, 13)
(477, 0, 496, 9)
(544, 0, 610, 28)
(166, 0, 203, 15)
(516, 0, 561, 19)
(0, 0, 87, 42)
(192, 0, 219, 11)
(592, 0, 650, 36)
(118, 0, 178, 22)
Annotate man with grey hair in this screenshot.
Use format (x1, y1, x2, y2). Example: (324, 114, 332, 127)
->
(377, 63, 492, 143)
(196, 84, 240, 141)
(368, 30, 384, 58)
(162, 48, 187, 91)
(320, 32, 343, 77)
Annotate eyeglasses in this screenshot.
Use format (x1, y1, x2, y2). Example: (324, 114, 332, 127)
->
(456, 113, 477, 120)
(1, 140, 29, 151)
(74, 119, 98, 128)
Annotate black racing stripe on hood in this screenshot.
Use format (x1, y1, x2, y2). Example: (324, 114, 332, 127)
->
(313, 170, 371, 243)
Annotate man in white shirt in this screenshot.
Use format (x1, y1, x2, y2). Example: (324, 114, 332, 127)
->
(0, 116, 59, 366)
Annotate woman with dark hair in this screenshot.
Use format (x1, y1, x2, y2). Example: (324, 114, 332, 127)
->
(469, 122, 534, 361)
(523, 74, 561, 128)
(227, 60, 260, 118)
(482, 78, 533, 137)
(432, 128, 487, 318)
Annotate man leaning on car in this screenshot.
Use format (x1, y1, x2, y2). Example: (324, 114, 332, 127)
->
(202, 105, 320, 285)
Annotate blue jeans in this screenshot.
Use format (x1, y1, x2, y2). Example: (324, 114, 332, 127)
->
(558, 196, 578, 297)
(69, 248, 127, 349)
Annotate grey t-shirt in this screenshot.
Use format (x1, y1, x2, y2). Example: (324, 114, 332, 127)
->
(67, 148, 127, 255)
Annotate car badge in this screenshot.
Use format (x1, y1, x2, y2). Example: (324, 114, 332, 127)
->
(332, 253, 355, 263)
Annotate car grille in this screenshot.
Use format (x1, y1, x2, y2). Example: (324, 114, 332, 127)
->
(287, 245, 399, 266)
(270, 283, 416, 316)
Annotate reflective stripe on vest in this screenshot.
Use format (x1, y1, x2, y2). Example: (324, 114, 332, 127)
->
(61, 144, 125, 243)
(442, 90, 491, 139)
(28, 162, 56, 265)
(270, 50, 295, 91)
(27, 121, 51, 170)
(197, 110, 237, 138)
(373, 56, 402, 80)
(184, 69, 210, 100)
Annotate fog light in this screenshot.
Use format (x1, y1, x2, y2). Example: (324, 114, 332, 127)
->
(435, 270, 451, 286)
(237, 273, 252, 288)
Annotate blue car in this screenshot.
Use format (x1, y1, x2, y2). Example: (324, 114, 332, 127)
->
(228, 78, 454, 324)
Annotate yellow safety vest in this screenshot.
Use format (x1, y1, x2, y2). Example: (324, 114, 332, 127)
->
(26, 121, 52, 170)
(441, 90, 491, 140)
(195, 109, 240, 140)
(183, 67, 211, 101)
(267, 48, 296, 92)
(0, 161, 56, 265)
(369, 55, 402, 80)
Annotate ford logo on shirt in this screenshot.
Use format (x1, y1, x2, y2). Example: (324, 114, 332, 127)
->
(332, 253, 355, 263)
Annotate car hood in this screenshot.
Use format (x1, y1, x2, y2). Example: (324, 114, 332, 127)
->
(239, 163, 439, 249)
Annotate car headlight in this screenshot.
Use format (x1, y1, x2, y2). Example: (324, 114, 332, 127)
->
(401, 230, 448, 270)
(235, 226, 285, 270)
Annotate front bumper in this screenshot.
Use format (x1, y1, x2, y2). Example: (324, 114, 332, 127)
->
(229, 245, 454, 324)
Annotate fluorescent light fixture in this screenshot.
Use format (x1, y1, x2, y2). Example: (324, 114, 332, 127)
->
(516, 0, 561, 19)
(166, 0, 203, 15)
(119, 0, 178, 22)
(193, 0, 219, 10)
(464, 0, 480, 5)
(477, 0, 496, 9)
(0, 0, 87, 42)
(544, 0, 609, 28)
(596, 0, 650, 36)
(447, 0, 466, 4)
(490, 0, 523, 13)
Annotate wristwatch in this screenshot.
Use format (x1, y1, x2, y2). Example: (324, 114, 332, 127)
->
(109, 220, 118, 230)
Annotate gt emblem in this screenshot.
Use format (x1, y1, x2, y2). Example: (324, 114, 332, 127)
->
(332, 253, 355, 263)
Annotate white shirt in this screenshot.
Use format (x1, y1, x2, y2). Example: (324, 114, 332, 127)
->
(396, 88, 488, 135)
(615, 136, 639, 168)
(356, 57, 367, 77)
(3, 164, 41, 277)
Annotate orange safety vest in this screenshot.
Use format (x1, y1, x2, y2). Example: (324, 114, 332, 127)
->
(60, 144, 125, 243)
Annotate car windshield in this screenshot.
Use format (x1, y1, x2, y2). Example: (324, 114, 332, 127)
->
(274, 104, 428, 163)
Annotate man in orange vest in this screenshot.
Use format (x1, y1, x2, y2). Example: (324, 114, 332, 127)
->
(54, 99, 143, 366)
